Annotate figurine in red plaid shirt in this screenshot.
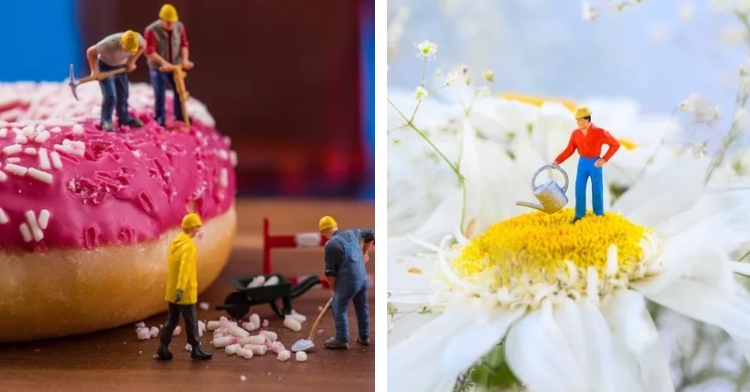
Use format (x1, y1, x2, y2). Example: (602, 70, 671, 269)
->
(144, 4, 194, 127)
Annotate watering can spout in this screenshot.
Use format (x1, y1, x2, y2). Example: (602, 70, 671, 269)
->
(515, 201, 545, 211)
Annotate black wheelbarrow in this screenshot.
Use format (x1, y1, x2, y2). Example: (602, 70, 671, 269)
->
(215, 273, 322, 320)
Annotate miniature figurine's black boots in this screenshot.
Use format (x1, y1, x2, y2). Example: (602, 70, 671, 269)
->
(156, 345, 173, 360)
(191, 345, 213, 360)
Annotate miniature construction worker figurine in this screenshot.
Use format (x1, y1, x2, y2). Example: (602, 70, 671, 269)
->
(553, 107, 621, 223)
(319, 216, 374, 349)
(144, 4, 194, 127)
(156, 213, 212, 361)
(86, 30, 146, 132)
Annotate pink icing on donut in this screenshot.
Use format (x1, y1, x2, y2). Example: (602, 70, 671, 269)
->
(0, 83, 236, 251)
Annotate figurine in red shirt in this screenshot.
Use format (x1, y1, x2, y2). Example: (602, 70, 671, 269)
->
(144, 4, 194, 127)
(552, 107, 620, 223)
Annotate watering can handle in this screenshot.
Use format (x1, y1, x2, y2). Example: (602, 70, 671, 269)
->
(531, 164, 569, 193)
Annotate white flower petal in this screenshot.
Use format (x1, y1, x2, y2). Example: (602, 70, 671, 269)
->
(599, 290, 674, 392)
(579, 302, 618, 392)
(443, 308, 525, 375)
(459, 119, 482, 235)
(613, 156, 707, 224)
(641, 278, 750, 363)
(386, 305, 441, 347)
(387, 307, 475, 392)
(505, 301, 587, 392)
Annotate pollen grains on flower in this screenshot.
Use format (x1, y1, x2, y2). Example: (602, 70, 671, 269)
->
(442, 209, 662, 309)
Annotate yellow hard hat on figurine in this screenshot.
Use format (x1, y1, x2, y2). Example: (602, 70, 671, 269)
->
(182, 213, 203, 229)
(120, 30, 140, 53)
(575, 107, 592, 119)
(159, 4, 179, 22)
(319, 216, 337, 232)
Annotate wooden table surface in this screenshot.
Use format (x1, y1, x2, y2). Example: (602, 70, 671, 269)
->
(0, 200, 376, 392)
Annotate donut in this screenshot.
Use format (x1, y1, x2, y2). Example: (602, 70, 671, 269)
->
(0, 81, 237, 342)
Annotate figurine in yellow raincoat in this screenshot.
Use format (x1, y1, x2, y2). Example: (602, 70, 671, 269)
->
(155, 213, 212, 361)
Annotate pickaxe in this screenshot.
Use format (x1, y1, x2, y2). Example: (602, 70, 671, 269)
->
(67, 64, 128, 101)
(172, 64, 191, 131)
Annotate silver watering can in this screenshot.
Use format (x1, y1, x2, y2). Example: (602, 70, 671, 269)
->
(515, 164, 569, 214)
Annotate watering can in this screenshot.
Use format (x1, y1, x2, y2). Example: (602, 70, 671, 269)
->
(515, 164, 569, 214)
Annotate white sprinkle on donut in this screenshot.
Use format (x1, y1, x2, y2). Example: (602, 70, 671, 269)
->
(28, 168, 53, 184)
(50, 126, 61, 133)
(0, 208, 8, 224)
(217, 150, 229, 160)
(0, 171, 7, 182)
(72, 124, 84, 136)
(34, 130, 51, 143)
(50, 152, 63, 169)
(219, 168, 228, 188)
(19, 223, 32, 242)
(38, 209, 50, 229)
(24, 210, 43, 241)
(4, 164, 26, 177)
(0, 128, 7, 138)
(230, 151, 238, 167)
(38, 148, 51, 170)
(3, 144, 22, 155)
(22, 126, 35, 137)
(24, 148, 37, 155)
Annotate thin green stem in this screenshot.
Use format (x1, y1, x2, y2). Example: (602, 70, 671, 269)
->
(388, 124, 410, 133)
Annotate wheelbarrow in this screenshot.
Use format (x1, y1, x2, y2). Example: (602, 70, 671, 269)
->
(215, 273, 322, 320)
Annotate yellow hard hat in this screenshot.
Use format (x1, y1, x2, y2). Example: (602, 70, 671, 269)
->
(575, 107, 592, 119)
(159, 4, 179, 22)
(319, 216, 337, 232)
(120, 30, 139, 53)
(182, 213, 203, 229)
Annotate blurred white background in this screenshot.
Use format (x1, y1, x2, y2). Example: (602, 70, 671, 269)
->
(388, 0, 748, 134)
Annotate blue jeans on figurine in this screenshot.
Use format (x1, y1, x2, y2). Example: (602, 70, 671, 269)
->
(575, 156, 604, 219)
(150, 69, 184, 126)
(98, 60, 140, 131)
(328, 231, 370, 348)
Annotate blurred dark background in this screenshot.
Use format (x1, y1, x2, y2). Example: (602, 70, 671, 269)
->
(0, 0, 374, 200)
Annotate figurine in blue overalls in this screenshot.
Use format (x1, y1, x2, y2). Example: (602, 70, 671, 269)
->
(319, 216, 374, 349)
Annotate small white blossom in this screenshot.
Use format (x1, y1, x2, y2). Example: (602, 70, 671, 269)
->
(478, 86, 491, 98)
(649, 26, 667, 44)
(734, 107, 750, 127)
(720, 27, 746, 47)
(678, 3, 694, 21)
(460, 65, 469, 75)
(690, 141, 708, 159)
(414, 86, 429, 101)
(483, 70, 495, 83)
(582, 1, 598, 21)
(434, 69, 443, 79)
(445, 71, 460, 86)
(678, 94, 722, 124)
(414, 41, 438, 60)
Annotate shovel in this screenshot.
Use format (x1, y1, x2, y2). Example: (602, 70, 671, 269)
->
(291, 297, 332, 352)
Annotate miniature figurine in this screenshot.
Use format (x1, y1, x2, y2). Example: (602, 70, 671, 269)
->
(552, 107, 621, 223)
(156, 213, 212, 361)
(86, 30, 146, 132)
(319, 216, 374, 349)
(144, 4, 194, 127)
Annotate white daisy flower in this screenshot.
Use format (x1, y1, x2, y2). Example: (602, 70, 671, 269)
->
(387, 120, 750, 390)
(387, 89, 684, 251)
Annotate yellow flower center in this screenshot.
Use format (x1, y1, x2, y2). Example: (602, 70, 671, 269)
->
(618, 137, 638, 151)
(453, 209, 651, 291)
(497, 92, 578, 112)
